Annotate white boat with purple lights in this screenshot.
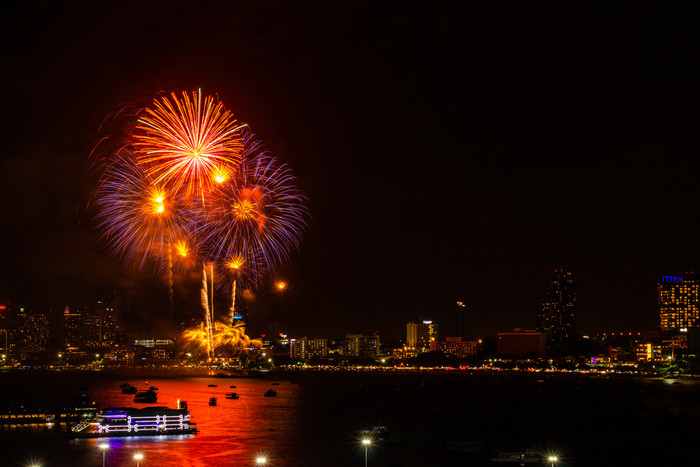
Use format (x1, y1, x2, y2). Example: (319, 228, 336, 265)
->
(68, 402, 197, 438)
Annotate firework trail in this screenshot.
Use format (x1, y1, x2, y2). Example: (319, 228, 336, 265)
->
(200, 264, 215, 360)
(133, 89, 246, 197)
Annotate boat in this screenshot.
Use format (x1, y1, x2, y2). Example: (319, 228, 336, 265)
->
(264, 389, 277, 397)
(122, 386, 137, 394)
(271, 382, 280, 386)
(68, 404, 197, 438)
(209, 397, 217, 406)
(207, 384, 217, 387)
(134, 387, 157, 403)
(225, 393, 239, 400)
(229, 385, 236, 389)
(491, 449, 550, 463)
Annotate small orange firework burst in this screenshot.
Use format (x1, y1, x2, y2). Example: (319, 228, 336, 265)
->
(133, 89, 245, 196)
(227, 254, 246, 270)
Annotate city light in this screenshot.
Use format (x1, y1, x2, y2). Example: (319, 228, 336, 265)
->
(361, 438, 372, 467)
(276, 281, 287, 291)
(99, 443, 109, 467)
(134, 452, 144, 466)
(255, 456, 267, 464)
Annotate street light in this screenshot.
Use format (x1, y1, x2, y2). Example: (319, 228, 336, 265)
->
(133, 452, 144, 467)
(256, 456, 267, 465)
(361, 438, 371, 467)
(99, 443, 109, 467)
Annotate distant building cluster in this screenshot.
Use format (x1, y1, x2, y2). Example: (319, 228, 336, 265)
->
(0, 296, 177, 366)
(4, 268, 700, 368)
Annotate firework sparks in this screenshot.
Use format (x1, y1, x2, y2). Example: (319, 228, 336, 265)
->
(183, 321, 261, 358)
(94, 152, 187, 269)
(92, 91, 308, 364)
(203, 131, 309, 289)
(133, 89, 245, 197)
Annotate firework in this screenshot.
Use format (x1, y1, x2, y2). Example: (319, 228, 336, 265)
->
(133, 89, 245, 197)
(92, 91, 308, 363)
(94, 151, 187, 269)
(182, 321, 261, 358)
(202, 131, 309, 290)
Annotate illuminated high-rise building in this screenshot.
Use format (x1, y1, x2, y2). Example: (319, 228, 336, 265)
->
(658, 274, 700, 330)
(63, 306, 84, 351)
(406, 320, 438, 352)
(289, 336, 328, 360)
(345, 332, 380, 358)
(15, 309, 50, 351)
(537, 269, 576, 350)
(94, 298, 118, 347)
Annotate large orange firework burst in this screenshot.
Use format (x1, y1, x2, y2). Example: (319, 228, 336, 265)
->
(133, 89, 245, 196)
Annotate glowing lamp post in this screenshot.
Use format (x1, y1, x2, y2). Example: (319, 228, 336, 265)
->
(361, 438, 371, 467)
(99, 443, 109, 467)
(133, 452, 144, 467)
(255, 456, 267, 465)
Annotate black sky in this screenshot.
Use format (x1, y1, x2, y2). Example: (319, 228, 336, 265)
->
(2, 2, 700, 339)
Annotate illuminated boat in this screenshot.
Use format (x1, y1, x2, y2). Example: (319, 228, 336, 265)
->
(68, 404, 197, 438)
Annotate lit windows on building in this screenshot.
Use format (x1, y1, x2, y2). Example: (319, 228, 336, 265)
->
(345, 332, 380, 358)
(289, 337, 328, 360)
(658, 275, 700, 330)
(537, 269, 576, 350)
(406, 321, 438, 353)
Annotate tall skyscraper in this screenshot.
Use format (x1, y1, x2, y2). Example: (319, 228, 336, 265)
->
(406, 320, 438, 352)
(658, 274, 700, 330)
(63, 306, 84, 351)
(537, 269, 576, 351)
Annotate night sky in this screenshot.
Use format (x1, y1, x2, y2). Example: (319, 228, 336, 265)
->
(2, 2, 700, 339)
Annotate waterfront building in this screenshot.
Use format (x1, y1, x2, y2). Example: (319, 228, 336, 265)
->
(497, 328, 546, 358)
(406, 320, 438, 352)
(345, 332, 380, 358)
(94, 298, 118, 347)
(15, 309, 50, 351)
(63, 306, 84, 351)
(289, 336, 328, 360)
(658, 274, 700, 330)
(537, 269, 576, 351)
(129, 334, 176, 361)
(429, 337, 478, 358)
(392, 345, 419, 360)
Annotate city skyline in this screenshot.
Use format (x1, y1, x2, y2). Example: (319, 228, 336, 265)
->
(3, 4, 700, 339)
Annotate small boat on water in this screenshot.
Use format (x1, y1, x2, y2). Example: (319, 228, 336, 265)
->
(264, 389, 277, 397)
(271, 382, 280, 386)
(229, 385, 236, 389)
(225, 393, 239, 400)
(209, 397, 218, 406)
(207, 384, 217, 387)
(134, 387, 157, 403)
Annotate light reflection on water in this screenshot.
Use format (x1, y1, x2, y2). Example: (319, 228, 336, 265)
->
(84, 377, 302, 466)
(1, 375, 305, 466)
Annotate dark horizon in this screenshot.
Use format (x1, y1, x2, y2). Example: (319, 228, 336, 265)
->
(2, 3, 700, 340)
